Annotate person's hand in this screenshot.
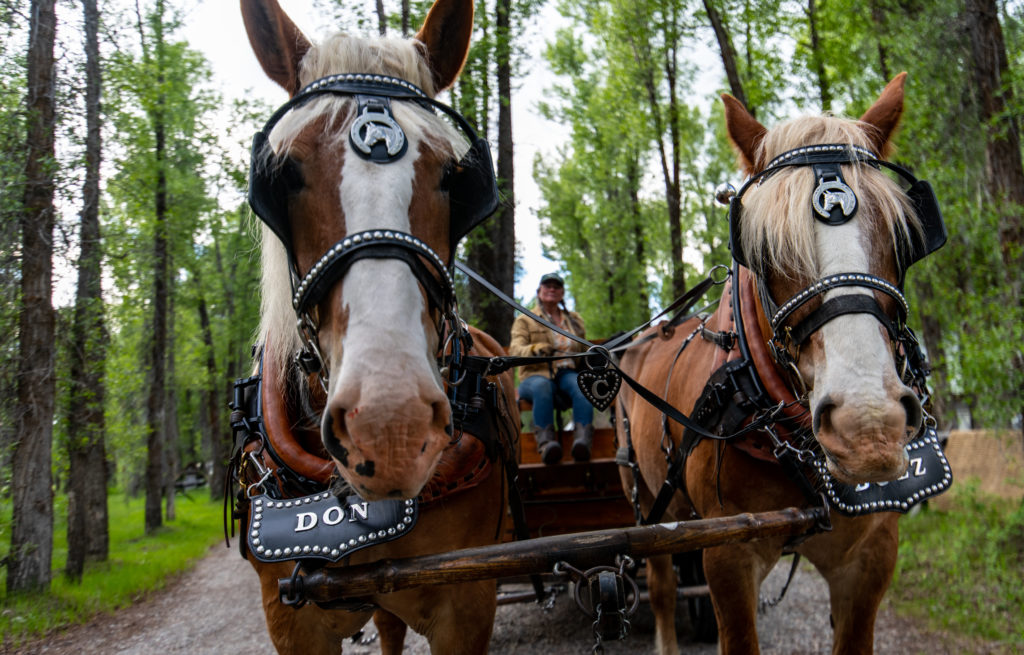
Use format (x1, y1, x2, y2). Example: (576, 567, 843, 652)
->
(533, 343, 553, 356)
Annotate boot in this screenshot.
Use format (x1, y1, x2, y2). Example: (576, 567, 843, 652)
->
(571, 424, 594, 462)
(535, 425, 562, 465)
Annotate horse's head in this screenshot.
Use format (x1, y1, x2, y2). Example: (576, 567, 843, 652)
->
(242, 0, 496, 500)
(722, 73, 945, 484)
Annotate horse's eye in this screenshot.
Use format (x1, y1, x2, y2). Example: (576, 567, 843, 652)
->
(278, 157, 304, 196)
(439, 162, 456, 193)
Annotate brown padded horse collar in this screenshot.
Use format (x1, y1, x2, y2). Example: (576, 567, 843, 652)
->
(676, 267, 812, 467)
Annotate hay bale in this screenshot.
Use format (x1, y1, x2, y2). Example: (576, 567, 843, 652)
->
(931, 429, 1024, 511)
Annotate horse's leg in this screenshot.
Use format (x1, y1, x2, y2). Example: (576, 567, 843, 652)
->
(646, 553, 680, 655)
(703, 541, 781, 655)
(801, 514, 899, 655)
(254, 561, 371, 655)
(373, 609, 408, 655)
(384, 580, 497, 655)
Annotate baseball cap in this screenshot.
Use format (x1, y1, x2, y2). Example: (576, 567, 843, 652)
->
(539, 272, 564, 287)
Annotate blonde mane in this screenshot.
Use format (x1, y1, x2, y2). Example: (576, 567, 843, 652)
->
(255, 32, 469, 372)
(740, 115, 920, 281)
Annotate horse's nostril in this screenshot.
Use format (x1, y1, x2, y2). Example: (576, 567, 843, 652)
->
(431, 398, 451, 431)
(900, 391, 923, 435)
(321, 407, 350, 466)
(813, 395, 837, 434)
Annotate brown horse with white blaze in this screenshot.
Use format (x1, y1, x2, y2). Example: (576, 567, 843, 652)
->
(617, 74, 938, 654)
(236, 0, 516, 653)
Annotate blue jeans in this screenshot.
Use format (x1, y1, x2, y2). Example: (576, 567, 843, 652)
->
(519, 369, 594, 429)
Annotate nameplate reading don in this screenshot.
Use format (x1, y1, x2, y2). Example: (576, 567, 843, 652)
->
(247, 492, 418, 562)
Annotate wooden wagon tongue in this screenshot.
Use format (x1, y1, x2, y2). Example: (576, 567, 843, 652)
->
(276, 507, 828, 604)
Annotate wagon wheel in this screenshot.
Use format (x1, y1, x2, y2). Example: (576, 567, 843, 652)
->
(675, 551, 718, 644)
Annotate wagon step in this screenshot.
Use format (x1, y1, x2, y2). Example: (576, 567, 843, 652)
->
(277, 507, 826, 606)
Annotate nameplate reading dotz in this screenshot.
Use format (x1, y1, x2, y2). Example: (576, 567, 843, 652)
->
(247, 492, 418, 562)
(814, 426, 952, 516)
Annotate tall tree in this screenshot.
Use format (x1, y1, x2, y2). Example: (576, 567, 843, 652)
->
(456, 0, 541, 342)
(963, 0, 1024, 421)
(462, 0, 517, 342)
(139, 0, 170, 534)
(8, 0, 57, 593)
(618, 0, 688, 296)
(65, 0, 109, 581)
(103, 0, 216, 520)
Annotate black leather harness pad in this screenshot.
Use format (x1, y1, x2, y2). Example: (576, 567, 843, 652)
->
(815, 427, 952, 515)
(247, 492, 418, 562)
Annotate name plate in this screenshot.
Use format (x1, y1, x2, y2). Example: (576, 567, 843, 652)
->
(247, 492, 418, 562)
(815, 427, 952, 516)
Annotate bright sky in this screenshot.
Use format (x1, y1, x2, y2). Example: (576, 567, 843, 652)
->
(182, 0, 563, 302)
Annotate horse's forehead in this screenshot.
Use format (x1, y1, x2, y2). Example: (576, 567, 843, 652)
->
(279, 100, 454, 265)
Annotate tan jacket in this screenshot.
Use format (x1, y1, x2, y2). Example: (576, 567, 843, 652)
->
(508, 303, 586, 380)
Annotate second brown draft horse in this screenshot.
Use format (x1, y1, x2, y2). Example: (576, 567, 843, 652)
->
(616, 73, 948, 654)
(230, 1, 517, 653)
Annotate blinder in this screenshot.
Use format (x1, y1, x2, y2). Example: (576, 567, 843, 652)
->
(727, 144, 946, 277)
(247, 73, 499, 257)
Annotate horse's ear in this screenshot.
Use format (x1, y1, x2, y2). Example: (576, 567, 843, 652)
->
(859, 72, 907, 158)
(414, 0, 475, 93)
(722, 93, 767, 175)
(241, 0, 312, 96)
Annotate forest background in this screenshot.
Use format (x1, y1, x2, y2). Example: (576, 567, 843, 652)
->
(0, 0, 1021, 596)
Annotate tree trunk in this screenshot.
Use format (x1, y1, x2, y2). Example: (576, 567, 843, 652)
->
(912, 278, 949, 428)
(66, 0, 108, 582)
(663, 7, 684, 297)
(867, 0, 892, 81)
(164, 285, 178, 522)
(144, 7, 168, 531)
(8, 0, 57, 594)
(806, 0, 831, 112)
(401, 0, 410, 36)
(627, 154, 649, 311)
(196, 280, 221, 500)
(703, 0, 750, 115)
(376, 0, 386, 36)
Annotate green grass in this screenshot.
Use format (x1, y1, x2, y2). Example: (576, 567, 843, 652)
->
(1, 490, 224, 647)
(890, 484, 1024, 651)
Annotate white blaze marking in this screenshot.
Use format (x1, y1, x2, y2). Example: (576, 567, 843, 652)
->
(329, 128, 441, 396)
(810, 220, 894, 411)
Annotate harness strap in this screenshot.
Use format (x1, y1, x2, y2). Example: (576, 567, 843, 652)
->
(768, 272, 908, 334)
(295, 231, 455, 315)
(456, 260, 727, 355)
(787, 293, 897, 347)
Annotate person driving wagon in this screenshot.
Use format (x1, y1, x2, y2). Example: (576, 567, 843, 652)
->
(509, 273, 594, 465)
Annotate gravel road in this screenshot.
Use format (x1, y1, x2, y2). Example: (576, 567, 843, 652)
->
(5, 538, 1008, 655)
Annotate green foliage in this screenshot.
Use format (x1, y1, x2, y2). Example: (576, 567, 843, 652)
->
(0, 10, 25, 493)
(891, 487, 1024, 647)
(0, 491, 224, 646)
(89, 2, 261, 494)
(535, 0, 1023, 427)
(536, 0, 735, 335)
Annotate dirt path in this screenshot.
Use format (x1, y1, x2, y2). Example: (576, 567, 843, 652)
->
(5, 539, 1006, 655)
